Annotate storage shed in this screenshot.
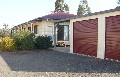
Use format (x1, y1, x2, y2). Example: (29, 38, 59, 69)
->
(70, 7, 120, 61)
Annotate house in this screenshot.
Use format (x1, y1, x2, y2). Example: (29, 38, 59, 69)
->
(13, 12, 76, 46)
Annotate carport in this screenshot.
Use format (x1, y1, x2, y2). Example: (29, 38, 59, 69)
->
(53, 19, 71, 53)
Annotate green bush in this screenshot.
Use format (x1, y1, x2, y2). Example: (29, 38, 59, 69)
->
(0, 36, 15, 51)
(0, 37, 2, 48)
(0, 34, 3, 37)
(35, 36, 52, 49)
(14, 31, 35, 50)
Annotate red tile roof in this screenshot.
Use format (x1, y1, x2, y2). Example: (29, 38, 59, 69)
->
(17, 12, 75, 26)
(38, 12, 76, 20)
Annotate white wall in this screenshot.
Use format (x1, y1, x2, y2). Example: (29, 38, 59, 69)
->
(18, 20, 71, 43)
(32, 20, 54, 37)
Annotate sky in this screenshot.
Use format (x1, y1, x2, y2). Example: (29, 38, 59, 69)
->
(0, 0, 118, 29)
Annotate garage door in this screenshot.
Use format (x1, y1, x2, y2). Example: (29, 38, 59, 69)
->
(105, 15, 120, 61)
(73, 18, 98, 57)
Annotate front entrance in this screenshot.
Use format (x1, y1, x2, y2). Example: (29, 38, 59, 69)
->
(57, 25, 69, 46)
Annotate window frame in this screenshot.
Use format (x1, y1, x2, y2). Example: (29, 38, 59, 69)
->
(34, 25, 38, 34)
(57, 25, 69, 41)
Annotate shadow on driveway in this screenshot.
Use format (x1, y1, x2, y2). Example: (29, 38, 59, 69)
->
(0, 50, 120, 73)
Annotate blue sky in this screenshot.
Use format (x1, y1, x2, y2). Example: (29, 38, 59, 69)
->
(0, 0, 118, 29)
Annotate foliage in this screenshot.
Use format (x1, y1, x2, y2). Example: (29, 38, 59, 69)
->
(55, 0, 69, 12)
(0, 37, 1, 50)
(118, 0, 120, 7)
(0, 24, 12, 37)
(0, 34, 3, 37)
(64, 3, 69, 12)
(0, 36, 15, 51)
(35, 36, 53, 49)
(118, 0, 120, 4)
(77, 0, 91, 16)
(14, 31, 35, 50)
(0, 30, 53, 51)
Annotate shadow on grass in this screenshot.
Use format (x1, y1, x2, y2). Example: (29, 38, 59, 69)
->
(0, 50, 120, 73)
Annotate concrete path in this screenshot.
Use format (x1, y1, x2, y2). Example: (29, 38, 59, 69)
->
(52, 47, 70, 53)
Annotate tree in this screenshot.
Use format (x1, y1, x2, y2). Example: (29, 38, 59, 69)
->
(3, 23, 8, 30)
(55, 0, 69, 12)
(0, 24, 11, 37)
(64, 3, 69, 12)
(118, 0, 120, 4)
(77, 0, 91, 16)
(118, 0, 120, 7)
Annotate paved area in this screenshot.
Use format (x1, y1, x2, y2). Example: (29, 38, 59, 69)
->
(52, 47, 70, 53)
(0, 50, 120, 77)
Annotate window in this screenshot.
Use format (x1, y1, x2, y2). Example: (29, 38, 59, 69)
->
(24, 28, 26, 30)
(57, 26, 64, 41)
(57, 25, 69, 41)
(28, 27, 31, 31)
(34, 25, 38, 34)
(64, 26, 69, 41)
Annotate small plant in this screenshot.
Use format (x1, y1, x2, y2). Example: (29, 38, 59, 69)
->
(14, 31, 35, 50)
(35, 36, 52, 49)
(0, 36, 15, 51)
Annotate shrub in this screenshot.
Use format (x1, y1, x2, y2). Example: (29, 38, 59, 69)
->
(0, 36, 15, 51)
(14, 31, 35, 50)
(0, 34, 3, 37)
(35, 36, 52, 49)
